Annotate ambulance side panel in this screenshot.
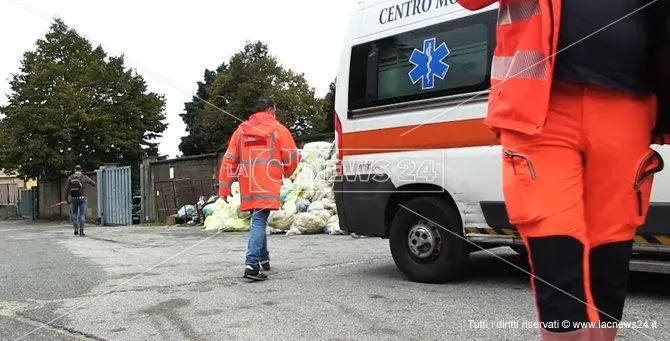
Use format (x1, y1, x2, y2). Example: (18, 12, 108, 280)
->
(335, 1, 499, 237)
(334, 0, 670, 245)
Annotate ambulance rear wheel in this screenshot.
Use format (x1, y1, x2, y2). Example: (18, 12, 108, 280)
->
(389, 196, 469, 284)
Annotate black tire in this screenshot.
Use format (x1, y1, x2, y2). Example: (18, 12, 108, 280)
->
(389, 196, 470, 283)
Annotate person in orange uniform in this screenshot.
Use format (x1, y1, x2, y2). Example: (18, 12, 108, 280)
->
(456, 0, 670, 340)
(218, 97, 301, 281)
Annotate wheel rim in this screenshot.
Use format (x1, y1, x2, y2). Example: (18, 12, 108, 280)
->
(407, 220, 441, 261)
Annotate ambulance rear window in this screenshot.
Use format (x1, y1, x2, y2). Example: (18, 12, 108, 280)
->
(348, 9, 497, 112)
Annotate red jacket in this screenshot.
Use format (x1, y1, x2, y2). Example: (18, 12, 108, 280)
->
(218, 111, 301, 211)
(457, 0, 670, 143)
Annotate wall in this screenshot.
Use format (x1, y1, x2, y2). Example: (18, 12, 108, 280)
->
(0, 173, 26, 218)
(0, 205, 19, 220)
(140, 136, 336, 222)
(0, 178, 25, 187)
(0, 183, 20, 205)
(37, 172, 99, 222)
(25, 179, 37, 189)
(0, 171, 25, 204)
(0, 170, 25, 187)
(143, 153, 220, 222)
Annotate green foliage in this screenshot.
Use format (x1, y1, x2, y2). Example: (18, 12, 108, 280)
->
(0, 18, 167, 179)
(178, 41, 327, 156)
(320, 79, 336, 133)
(178, 63, 226, 156)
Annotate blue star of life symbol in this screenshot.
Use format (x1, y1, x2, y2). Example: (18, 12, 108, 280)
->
(408, 37, 450, 90)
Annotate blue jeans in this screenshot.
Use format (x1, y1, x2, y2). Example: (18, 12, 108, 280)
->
(246, 210, 270, 268)
(70, 197, 87, 232)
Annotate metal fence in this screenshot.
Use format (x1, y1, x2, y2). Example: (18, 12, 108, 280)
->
(98, 166, 133, 226)
(155, 178, 217, 222)
(0, 183, 20, 205)
(19, 188, 37, 220)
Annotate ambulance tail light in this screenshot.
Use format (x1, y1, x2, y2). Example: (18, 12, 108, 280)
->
(334, 112, 343, 176)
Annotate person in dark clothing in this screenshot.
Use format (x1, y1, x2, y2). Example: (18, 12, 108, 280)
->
(65, 165, 96, 236)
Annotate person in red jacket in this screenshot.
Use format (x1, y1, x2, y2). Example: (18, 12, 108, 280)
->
(218, 97, 301, 281)
(456, 0, 669, 340)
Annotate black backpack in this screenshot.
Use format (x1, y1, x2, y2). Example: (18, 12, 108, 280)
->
(69, 175, 84, 197)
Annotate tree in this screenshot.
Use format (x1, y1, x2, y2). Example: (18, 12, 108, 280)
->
(178, 41, 326, 156)
(320, 79, 336, 133)
(178, 63, 226, 156)
(0, 19, 167, 180)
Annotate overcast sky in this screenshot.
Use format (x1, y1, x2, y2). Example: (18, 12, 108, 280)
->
(0, 0, 364, 158)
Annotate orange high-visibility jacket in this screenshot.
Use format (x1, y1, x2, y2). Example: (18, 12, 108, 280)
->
(218, 111, 301, 211)
(456, 0, 670, 143)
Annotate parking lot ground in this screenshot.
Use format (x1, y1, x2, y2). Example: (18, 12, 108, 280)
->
(1, 220, 669, 341)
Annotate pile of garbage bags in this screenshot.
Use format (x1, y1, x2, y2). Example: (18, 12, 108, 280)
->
(202, 141, 345, 235)
(202, 182, 252, 232)
(176, 205, 198, 225)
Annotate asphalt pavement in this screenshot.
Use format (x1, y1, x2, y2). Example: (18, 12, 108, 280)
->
(1, 220, 669, 341)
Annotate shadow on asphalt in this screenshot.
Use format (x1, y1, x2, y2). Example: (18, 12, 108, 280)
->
(356, 251, 530, 285)
(356, 249, 670, 298)
(464, 252, 531, 281)
(357, 263, 407, 281)
(627, 272, 670, 297)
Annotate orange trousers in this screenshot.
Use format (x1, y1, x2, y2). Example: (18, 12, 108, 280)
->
(500, 81, 663, 340)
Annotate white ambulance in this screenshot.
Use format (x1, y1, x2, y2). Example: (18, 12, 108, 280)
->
(333, 0, 670, 283)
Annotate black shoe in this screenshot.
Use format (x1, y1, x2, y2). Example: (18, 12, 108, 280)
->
(74, 230, 79, 235)
(243, 265, 267, 281)
(79, 230, 85, 237)
(260, 260, 271, 271)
